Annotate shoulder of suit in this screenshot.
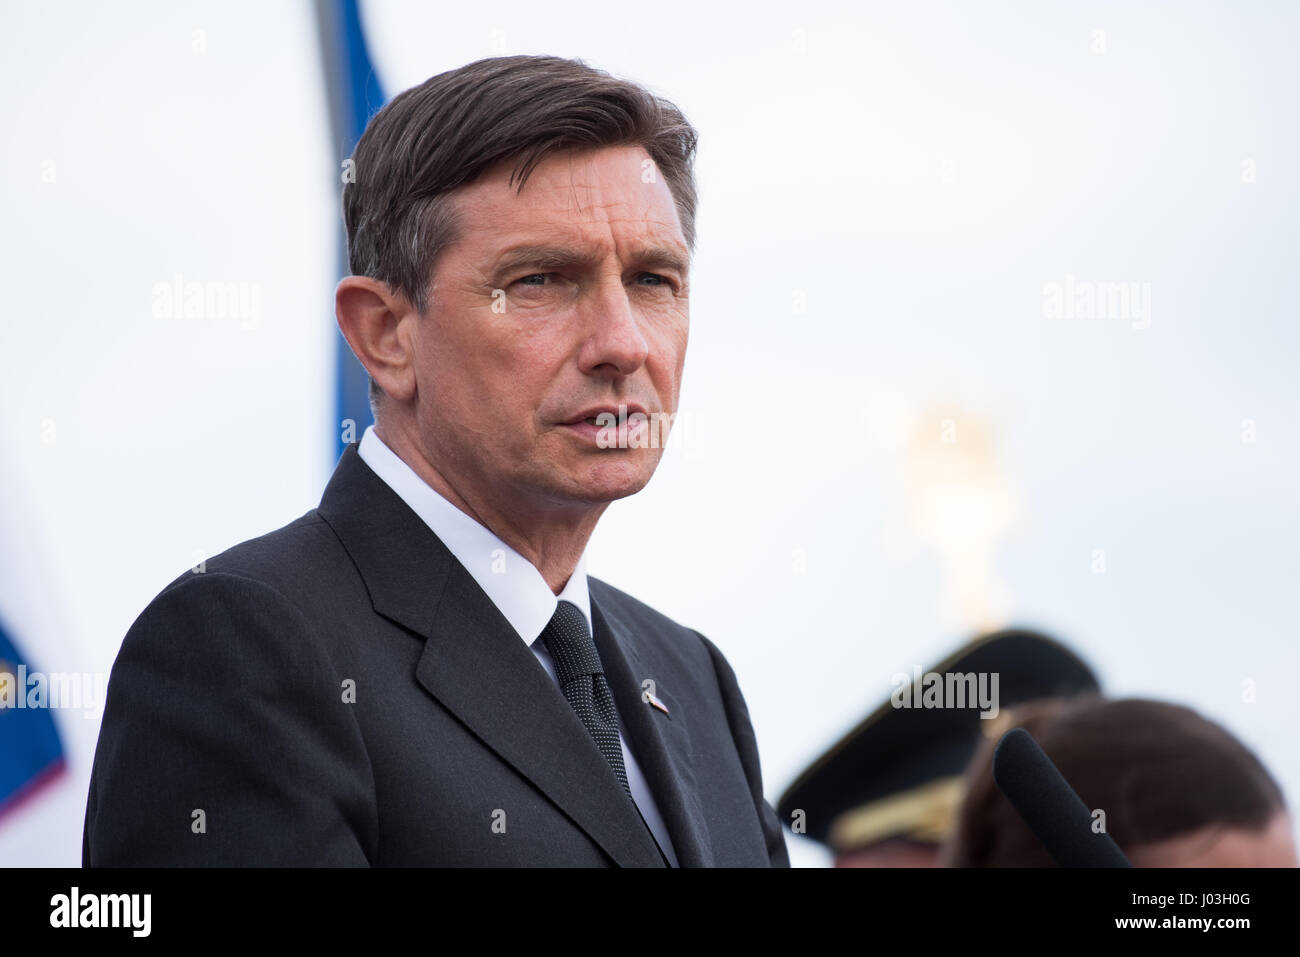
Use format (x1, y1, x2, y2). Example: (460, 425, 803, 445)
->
(584, 576, 750, 692)
(587, 575, 708, 652)
(150, 508, 340, 607)
(587, 577, 751, 716)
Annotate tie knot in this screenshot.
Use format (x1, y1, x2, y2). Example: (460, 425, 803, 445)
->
(540, 600, 603, 684)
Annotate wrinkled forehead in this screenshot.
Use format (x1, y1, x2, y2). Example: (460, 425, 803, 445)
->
(446, 145, 687, 256)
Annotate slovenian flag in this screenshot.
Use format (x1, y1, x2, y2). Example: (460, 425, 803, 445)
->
(0, 616, 65, 821)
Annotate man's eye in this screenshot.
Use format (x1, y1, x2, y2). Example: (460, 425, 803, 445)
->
(637, 273, 673, 288)
(514, 273, 552, 286)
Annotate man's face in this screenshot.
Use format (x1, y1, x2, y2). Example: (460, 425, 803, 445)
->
(409, 144, 690, 510)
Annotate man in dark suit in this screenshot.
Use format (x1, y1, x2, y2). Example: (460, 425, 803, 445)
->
(83, 54, 789, 867)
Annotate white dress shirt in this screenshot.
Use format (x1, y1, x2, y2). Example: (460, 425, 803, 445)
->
(357, 425, 678, 866)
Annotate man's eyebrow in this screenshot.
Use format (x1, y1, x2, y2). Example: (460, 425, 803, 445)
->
(489, 243, 690, 277)
(633, 244, 691, 276)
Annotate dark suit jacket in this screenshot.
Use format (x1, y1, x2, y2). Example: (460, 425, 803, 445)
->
(83, 443, 790, 867)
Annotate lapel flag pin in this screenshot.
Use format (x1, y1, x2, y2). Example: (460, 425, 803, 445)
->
(645, 691, 670, 716)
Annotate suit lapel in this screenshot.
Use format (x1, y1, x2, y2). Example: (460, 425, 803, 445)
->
(590, 592, 715, 867)
(318, 444, 665, 868)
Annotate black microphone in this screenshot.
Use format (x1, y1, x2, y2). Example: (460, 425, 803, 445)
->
(992, 727, 1131, 867)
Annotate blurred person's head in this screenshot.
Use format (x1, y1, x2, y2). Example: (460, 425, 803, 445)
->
(943, 696, 1296, 867)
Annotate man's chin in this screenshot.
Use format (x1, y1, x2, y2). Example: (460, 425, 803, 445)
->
(563, 459, 657, 504)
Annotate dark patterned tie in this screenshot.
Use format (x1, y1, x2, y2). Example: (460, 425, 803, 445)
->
(540, 600, 632, 798)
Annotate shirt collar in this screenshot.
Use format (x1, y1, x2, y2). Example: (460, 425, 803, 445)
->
(356, 424, 591, 645)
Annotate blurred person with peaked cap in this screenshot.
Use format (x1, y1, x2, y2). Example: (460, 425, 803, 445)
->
(778, 628, 1100, 866)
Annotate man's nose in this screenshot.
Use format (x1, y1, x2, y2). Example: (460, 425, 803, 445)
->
(577, 279, 651, 377)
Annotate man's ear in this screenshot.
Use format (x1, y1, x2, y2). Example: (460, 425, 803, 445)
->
(335, 276, 418, 403)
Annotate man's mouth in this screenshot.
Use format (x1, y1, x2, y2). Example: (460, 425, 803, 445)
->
(564, 403, 650, 426)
